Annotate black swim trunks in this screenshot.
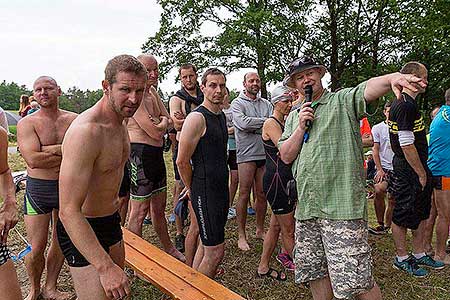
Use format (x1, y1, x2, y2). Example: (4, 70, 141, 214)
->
(129, 143, 167, 201)
(24, 176, 59, 215)
(227, 150, 238, 171)
(118, 162, 130, 198)
(391, 156, 432, 230)
(172, 142, 181, 181)
(239, 159, 265, 169)
(56, 212, 123, 267)
(0, 244, 10, 266)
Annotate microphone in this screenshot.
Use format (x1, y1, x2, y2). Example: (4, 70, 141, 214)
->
(304, 85, 313, 129)
(303, 85, 313, 143)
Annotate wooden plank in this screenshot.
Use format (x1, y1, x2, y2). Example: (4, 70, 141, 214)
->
(125, 244, 213, 300)
(123, 228, 245, 300)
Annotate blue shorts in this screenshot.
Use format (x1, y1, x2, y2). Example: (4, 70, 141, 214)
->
(24, 176, 59, 215)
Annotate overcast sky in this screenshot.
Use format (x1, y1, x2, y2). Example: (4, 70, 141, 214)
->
(0, 0, 253, 96)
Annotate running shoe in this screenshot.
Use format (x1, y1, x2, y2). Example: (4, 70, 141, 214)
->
(227, 207, 236, 220)
(415, 254, 445, 270)
(368, 225, 387, 235)
(175, 234, 185, 253)
(393, 256, 428, 277)
(247, 207, 256, 215)
(143, 217, 152, 225)
(276, 252, 295, 272)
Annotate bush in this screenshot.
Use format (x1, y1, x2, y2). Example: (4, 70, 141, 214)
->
(8, 125, 17, 143)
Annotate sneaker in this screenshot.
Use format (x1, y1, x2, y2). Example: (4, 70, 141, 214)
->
(416, 254, 445, 270)
(247, 207, 256, 215)
(227, 207, 236, 220)
(393, 256, 428, 277)
(168, 213, 176, 224)
(434, 254, 450, 265)
(175, 234, 185, 253)
(276, 252, 295, 272)
(143, 217, 152, 225)
(368, 225, 387, 235)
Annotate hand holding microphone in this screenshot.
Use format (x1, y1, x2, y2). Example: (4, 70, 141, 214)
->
(304, 85, 313, 129)
(300, 85, 315, 142)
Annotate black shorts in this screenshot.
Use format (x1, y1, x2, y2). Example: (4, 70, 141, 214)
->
(191, 178, 229, 247)
(118, 162, 130, 198)
(24, 176, 59, 215)
(263, 174, 295, 215)
(227, 150, 238, 171)
(172, 142, 181, 181)
(56, 212, 123, 267)
(0, 244, 10, 266)
(391, 157, 432, 230)
(130, 143, 167, 201)
(432, 176, 450, 191)
(239, 159, 265, 169)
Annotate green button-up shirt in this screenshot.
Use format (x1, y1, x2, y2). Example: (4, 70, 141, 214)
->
(279, 81, 375, 221)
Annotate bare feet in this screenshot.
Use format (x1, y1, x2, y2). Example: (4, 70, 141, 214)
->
(167, 247, 186, 263)
(238, 237, 250, 251)
(255, 229, 265, 240)
(42, 289, 72, 300)
(25, 290, 41, 300)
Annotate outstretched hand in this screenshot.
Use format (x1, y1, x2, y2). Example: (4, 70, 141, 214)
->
(391, 73, 428, 100)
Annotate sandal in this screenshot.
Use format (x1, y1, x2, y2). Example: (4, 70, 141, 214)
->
(257, 267, 287, 281)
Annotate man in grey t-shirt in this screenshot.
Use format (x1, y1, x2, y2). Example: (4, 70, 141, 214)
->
(369, 102, 395, 235)
(231, 72, 272, 251)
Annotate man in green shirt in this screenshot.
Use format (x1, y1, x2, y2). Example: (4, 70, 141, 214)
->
(279, 56, 427, 300)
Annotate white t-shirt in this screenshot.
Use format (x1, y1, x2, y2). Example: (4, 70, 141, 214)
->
(371, 121, 393, 170)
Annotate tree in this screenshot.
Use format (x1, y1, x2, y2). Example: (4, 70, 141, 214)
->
(143, 0, 309, 98)
(0, 81, 31, 110)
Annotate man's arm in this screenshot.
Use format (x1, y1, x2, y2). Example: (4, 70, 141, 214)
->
(176, 113, 205, 190)
(231, 102, 266, 132)
(0, 128, 17, 244)
(364, 72, 428, 102)
(169, 96, 185, 131)
(17, 119, 61, 169)
(362, 133, 374, 147)
(132, 104, 167, 140)
(59, 125, 129, 297)
(151, 87, 173, 130)
(401, 144, 427, 188)
(41, 145, 62, 156)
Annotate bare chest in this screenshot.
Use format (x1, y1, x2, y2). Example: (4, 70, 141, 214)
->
(96, 129, 130, 173)
(34, 117, 71, 145)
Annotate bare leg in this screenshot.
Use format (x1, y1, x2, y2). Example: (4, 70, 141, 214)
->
(276, 212, 295, 256)
(0, 260, 22, 300)
(423, 194, 437, 254)
(236, 162, 257, 251)
(385, 194, 395, 228)
(150, 191, 185, 262)
(357, 282, 382, 300)
(373, 182, 387, 226)
(412, 221, 426, 255)
(257, 214, 280, 274)
(434, 189, 450, 259)
(391, 223, 408, 257)
(192, 238, 203, 270)
(24, 214, 51, 300)
(42, 210, 69, 300)
(309, 276, 334, 300)
(254, 166, 267, 240)
(197, 243, 225, 278)
(127, 199, 150, 237)
(185, 201, 199, 267)
(172, 181, 183, 236)
(229, 170, 239, 207)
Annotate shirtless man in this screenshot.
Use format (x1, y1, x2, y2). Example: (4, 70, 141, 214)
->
(57, 55, 147, 300)
(0, 126, 22, 300)
(126, 54, 184, 261)
(17, 76, 77, 300)
(169, 64, 203, 266)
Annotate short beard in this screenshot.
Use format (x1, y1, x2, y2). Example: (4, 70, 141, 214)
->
(184, 84, 196, 91)
(245, 88, 258, 96)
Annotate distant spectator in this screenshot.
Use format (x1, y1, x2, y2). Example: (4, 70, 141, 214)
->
(27, 101, 40, 115)
(18, 94, 31, 117)
(0, 106, 9, 133)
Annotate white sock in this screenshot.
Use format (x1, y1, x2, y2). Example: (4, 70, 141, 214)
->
(413, 252, 426, 259)
(397, 255, 409, 262)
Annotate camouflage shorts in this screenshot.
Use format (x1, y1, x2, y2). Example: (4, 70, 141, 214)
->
(294, 218, 374, 299)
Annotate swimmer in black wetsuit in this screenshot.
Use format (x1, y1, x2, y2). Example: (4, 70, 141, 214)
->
(177, 68, 229, 278)
(257, 85, 295, 280)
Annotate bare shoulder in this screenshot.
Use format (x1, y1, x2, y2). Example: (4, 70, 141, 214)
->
(184, 111, 205, 128)
(17, 113, 36, 130)
(169, 95, 183, 106)
(60, 109, 78, 122)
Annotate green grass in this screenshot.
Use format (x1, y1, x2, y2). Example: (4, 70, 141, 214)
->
(7, 153, 450, 299)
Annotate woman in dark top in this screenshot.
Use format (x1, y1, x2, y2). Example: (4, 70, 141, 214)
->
(257, 85, 295, 280)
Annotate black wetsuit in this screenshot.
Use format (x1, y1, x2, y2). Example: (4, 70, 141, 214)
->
(190, 106, 229, 246)
(262, 117, 295, 215)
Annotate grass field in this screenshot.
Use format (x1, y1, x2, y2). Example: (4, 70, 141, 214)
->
(6, 153, 450, 300)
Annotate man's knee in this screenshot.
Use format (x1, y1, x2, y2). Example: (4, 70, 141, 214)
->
(374, 184, 386, 195)
(206, 246, 224, 265)
(129, 201, 150, 220)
